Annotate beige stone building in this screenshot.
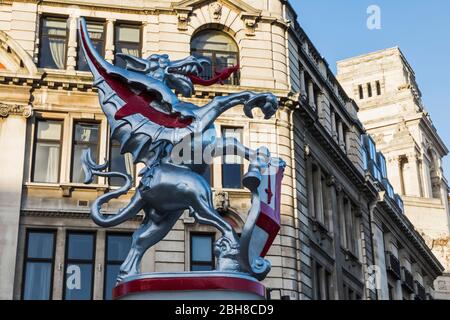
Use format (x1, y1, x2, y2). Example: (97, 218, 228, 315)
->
(0, 0, 444, 300)
(337, 47, 450, 299)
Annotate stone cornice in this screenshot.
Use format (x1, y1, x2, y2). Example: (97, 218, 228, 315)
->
(0, 104, 32, 118)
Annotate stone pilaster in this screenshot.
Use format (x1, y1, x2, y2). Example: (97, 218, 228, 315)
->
(66, 16, 79, 71)
(307, 81, 316, 110)
(105, 19, 116, 64)
(0, 107, 32, 299)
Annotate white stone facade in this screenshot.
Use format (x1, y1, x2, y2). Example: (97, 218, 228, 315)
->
(0, 1, 444, 300)
(337, 47, 450, 297)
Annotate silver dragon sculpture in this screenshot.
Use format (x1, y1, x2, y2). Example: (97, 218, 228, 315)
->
(78, 18, 285, 283)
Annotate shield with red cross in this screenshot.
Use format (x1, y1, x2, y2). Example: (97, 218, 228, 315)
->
(248, 157, 286, 259)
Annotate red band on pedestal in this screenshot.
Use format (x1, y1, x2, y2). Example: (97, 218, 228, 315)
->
(113, 276, 266, 299)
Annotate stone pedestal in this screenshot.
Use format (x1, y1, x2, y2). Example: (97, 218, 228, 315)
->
(113, 272, 266, 300)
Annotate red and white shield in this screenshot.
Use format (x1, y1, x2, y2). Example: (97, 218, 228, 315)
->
(249, 157, 285, 259)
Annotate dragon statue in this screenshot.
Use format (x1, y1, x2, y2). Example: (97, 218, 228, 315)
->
(78, 18, 285, 283)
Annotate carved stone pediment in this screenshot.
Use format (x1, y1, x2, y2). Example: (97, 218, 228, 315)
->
(0, 104, 32, 118)
(173, 0, 262, 34)
(173, 0, 260, 15)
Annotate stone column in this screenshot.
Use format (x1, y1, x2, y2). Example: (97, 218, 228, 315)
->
(0, 105, 32, 299)
(422, 157, 433, 198)
(299, 67, 307, 100)
(105, 19, 116, 64)
(331, 110, 337, 142)
(403, 154, 422, 197)
(307, 81, 316, 110)
(66, 16, 79, 71)
(337, 120, 345, 150)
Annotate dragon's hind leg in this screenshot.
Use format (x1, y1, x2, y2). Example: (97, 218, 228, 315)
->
(117, 209, 182, 283)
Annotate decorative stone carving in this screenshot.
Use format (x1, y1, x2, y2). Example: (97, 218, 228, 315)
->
(209, 2, 223, 21)
(214, 191, 230, 212)
(0, 104, 32, 118)
(177, 11, 190, 31)
(241, 14, 259, 36)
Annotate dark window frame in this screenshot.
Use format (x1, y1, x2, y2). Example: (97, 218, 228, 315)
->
(70, 120, 101, 183)
(376, 81, 382, 95)
(220, 126, 244, 189)
(31, 118, 64, 183)
(367, 82, 373, 97)
(38, 15, 69, 69)
(103, 232, 132, 299)
(190, 233, 215, 271)
(76, 19, 106, 71)
(21, 229, 57, 300)
(358, 85, 364, 99)
(114, 22, 143, 66)
(62, 230, 97, 300)
(191, 30, 240, 86)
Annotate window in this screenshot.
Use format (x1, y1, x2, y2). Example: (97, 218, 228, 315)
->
(376, 81, 382, 95)
(367, 83, 373, 97)
(313, 262, 332, 300)
(104, 233, 132, 300)
(39, 17, 68, 69)
(109, 139, 134, 187)
(358, 85, 364, 99)
(22, 230, 56, 300)
(314, 263, 323, 300)
(325, 271, 333, 300)
(77, 21, 105, 71)
(114, 23, 142, 68)
(221, 127, 243, 189)
(190, 233, 215, 271)
(71, 122, 100, 183)
(32, 119, 63, 183)
(63, 232, 95, 300)
(340, 197, 360, 256)
(191, 30, 239, 85)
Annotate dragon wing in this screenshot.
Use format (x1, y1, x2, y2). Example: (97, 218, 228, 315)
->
(78, 18, 196, 166)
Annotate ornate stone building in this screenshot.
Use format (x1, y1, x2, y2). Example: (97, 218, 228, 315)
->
(0, 0, 443, 300)
(337, 47, 450, 299)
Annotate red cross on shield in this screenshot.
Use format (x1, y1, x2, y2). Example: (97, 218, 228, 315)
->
(248, 157, 286, 258)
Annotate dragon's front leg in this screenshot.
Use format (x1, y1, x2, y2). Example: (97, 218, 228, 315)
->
(194, 91, 278, 132)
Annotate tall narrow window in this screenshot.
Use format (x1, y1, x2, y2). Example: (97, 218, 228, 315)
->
(358, 85, 364, 99)
(114, 23, 141, 68)
(321, 173, 331, 229)
(339, 197, 348, 249)
(376, 81, 382, 95)
(191, 30, 239, 85)
(367, 83, 373, 97)
(104, 233, 132, 300)
(221, 127, 243, 189)
(190, 233, 215, 271)
(109, 139, 134, 187)
(39, 17, 68, 69)
(71, 122, 100, 183)
(22, 230, 56, 300)
(314, 262, 323, 300)
(77, 21, 105, 71)
(64, 232, 95, 300)
(325, 271, 332, 300)
(32, 119, 63, 183)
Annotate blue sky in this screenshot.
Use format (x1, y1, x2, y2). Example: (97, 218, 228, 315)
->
(290, 0, 450, 175)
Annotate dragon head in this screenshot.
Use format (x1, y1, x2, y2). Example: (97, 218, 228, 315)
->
(117, 53, 238, 98)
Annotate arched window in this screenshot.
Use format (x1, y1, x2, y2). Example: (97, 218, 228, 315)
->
(191, 30, 239, 85)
